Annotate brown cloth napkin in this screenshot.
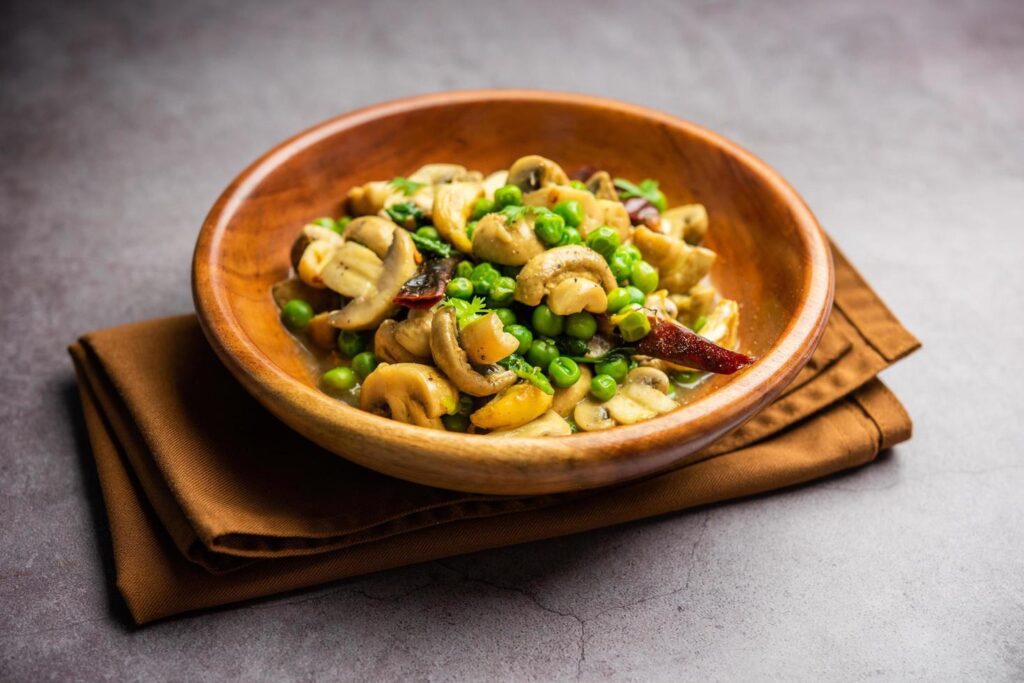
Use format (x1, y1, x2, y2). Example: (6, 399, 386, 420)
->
(69, 247, 918, 624)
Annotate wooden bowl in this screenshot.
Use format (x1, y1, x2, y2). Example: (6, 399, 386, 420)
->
(193, 90, 833, 495)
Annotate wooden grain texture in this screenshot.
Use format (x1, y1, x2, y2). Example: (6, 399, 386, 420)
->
(192, 90, 833, 495)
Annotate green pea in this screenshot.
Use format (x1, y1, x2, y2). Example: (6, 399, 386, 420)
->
(337, 330, 366, 358)
(553, 200, 585, 228)
(548, 357, 582, 389)
(585, 226, 621, 259)
(630, 260, 659, 294)
(312, 216, 336, 229)
(534, 211, 566, 245)
(673, 370, 703, 385)
(494, 184, 523, 209)
(618, 309, 652, 341)
(321, 366, 357, 395)
(280, 299, 314, 330)
(494, 307, 518, 327)
(442, 413, 470, 432)
(506, 324, 534, 353)
(455, 260, 474, 279)
(488, 276, 517, 306)
(608, 252, 633, 282)
(606, 287, 633, 313)
(590, 374, 617, 402)
(471, 197, 496, 220)
(565, 312, 597, 340)
(531, 304, 565, 337)
(691, 315, 708, 333)
(333, 216, 352, 234)
(526, 338, 559, 368)
(446, 277, 474, 300)
(471, 262, 500, 296)
(351, 351, 378, 380)
(562, 226, 582, 245)
(625, 286, 646, 306)
(595, 356, 629, 382)
(616, 244, 642, 263)
(569, 180, 588, 191)
(415, 226, 441, 241)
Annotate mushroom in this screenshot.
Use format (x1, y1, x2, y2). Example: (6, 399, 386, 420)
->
(661, 204, 709, 245)
(487, 410, 572, 437)
(306, 312, 339, 350)
(699, 299, 740, 350)
(460, 313, 520, 365)
(470, 382, 553, 431)
(347, 180, 393, 216)
(644, 289, 679, 320)
(523, 185, 599, 226)
(328, 229, 419, 330)
(633, 226, 716, 294)
(341, 216, 396, 258)
(514, 245, 618, 314)
(551, 363, 593, 416)
(670, 283, 717, 327)
(481, 170, 509, 198)
(506, 155, 569, 192)
(374, 308, 436, 363)
(429, 306, 517, 396)
(407, 163, 473, 185)
(297, 239, 338, 289)
(433, 182, 483, 254)
(290, 223, 343, 270)
(359, 362, 459, 430)
(595, 199, 632, 242)
(585, 171, 618, 200)
(471, 210, 546, 266)
(624, 366, 671, 393)
(573, 398, 616, 432)
(318, 241, 384, 298)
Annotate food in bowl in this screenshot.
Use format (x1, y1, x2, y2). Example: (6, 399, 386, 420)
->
(273, 155, 754, 436)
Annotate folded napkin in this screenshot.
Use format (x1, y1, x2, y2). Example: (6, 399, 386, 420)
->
(69, 246, 918, 624)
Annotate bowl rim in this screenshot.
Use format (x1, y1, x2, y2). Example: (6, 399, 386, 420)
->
(193, 89, 834, 490)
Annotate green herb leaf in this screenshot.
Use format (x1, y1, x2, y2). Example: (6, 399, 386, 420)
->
(567, 347, 636, 364)
(498, 354, 555, 395)
(385, 201, 425, 227)
(498, 204, 530, 223)
(442, 296, 489, 329)
(409, 231, 453, 258)
(613, 177, 668, 211)
(389, 176, 425, 196)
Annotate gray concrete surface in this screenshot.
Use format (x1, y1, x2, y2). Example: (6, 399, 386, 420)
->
(2, 0, 1022, 680)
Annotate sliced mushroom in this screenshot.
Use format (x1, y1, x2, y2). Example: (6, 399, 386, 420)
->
(297, 239, 337, 289)
(433, 182, 483, 254)
(670, 283, 717, 327)
(552, 364, 592, 416)
(523, 185, 599, 226)
(624, 366, 670, 393)
(595, 199, 632, 242)
(546, 277, 608, 315)
(603, 371, 677, 424)
(699, 299, 740, 350)
(341, 216, 397, 258)
(471, 211, 546, 266)
(487, 410, 572, 437)
(374, 310, 436, 363)
(408, 164, 470, 185)
(585, 171, 618, 200)
(661, 204, 709, 245)
(359, 362, 459, 430)
(481, 170, 509, 199)
(507, 155, 569, 192)
(347, 180, 393, 216)
(644, 290, 679, 320)
(514, 246, 618, 310)
(429, 306, 517, 397)
(460, 313, 520, 365)
(328, 229, 419, 331)
(318, 241, 384, 298)
(307, 312, 339, 350)
(470, 382, 553, 431)
(290, 223, 343, 270)
(633, 226, 716, 294)
(574, 398, 616, 432)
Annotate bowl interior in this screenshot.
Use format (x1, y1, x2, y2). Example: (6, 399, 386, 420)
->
(194, 91, 831, 495)
(214, 96, 809, 403)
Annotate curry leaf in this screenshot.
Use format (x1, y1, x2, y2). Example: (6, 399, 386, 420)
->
(409, 231, 453, 258)
(385, 201, 425, 227)
(498, 354, 555, 395)
(613, 177, 668, 211)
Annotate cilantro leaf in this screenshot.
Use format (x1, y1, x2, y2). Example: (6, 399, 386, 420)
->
(409, 231, 453, 258)
(385, 201, 425, 227)
(613, 177, 668, 212)
(498, 354, 555, 395)
(389, 176, 425, 196)
(442, 296, 489, 329)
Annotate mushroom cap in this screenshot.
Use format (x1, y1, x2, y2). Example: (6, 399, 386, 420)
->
(633, 226, 716, 294)
(342, 216, 397, 258)
(551, 363, 593, 417)
(624, 366, 671, 393)
(375, 319, 429, 363)
(328, 228, 419, 331)
(319, 240, 384, 298)
(661, 204, 709, 245)
(408, 163, 471, 185)
(514, 245, 618, 307)
(471, 211, 545, 266)
(359, 362, 458, 429)
(433, 182, 482, 254)
(573, 398, 616, 432)
(506, 155, 569, 192)
(585, 170, 618, 200)
(429, 306, 517, 397)
(486, 410, 572, 437)
(460, 313, 520, 365)
(547, 277, 608, 315)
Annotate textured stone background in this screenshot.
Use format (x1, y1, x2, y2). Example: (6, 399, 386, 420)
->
(2, 0, 1022, 680)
